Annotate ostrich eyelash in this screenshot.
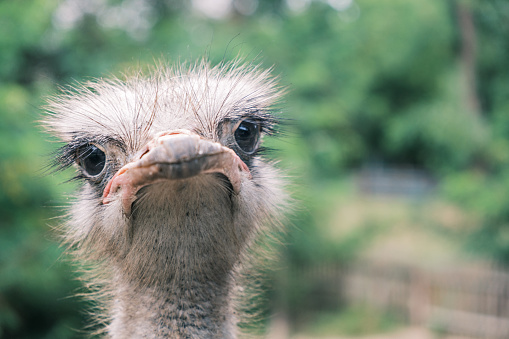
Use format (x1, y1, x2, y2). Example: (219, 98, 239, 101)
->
(51, 135, 118, 173)
(230, 109, 281, 137)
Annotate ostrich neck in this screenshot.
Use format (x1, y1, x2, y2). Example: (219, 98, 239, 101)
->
(107, 182, 244, 339)
(108, 277, 237, 338)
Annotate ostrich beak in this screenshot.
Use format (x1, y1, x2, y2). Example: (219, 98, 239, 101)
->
(102, 129, 251, 215)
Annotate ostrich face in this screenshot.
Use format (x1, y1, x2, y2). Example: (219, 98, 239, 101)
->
(45, 61, 286, 286)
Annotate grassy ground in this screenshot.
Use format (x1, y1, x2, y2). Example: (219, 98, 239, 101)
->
(296, 305, 402, 337)
(293, 326, 473, 339)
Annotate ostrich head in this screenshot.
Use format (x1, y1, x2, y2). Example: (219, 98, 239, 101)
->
(44, 60, 286, 338)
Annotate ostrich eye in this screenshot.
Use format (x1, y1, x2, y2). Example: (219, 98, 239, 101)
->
(234, 120, 261, 153)
(77, 145, 106, 177)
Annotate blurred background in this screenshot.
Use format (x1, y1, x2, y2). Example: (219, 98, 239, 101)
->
(2, 0, 509, 338)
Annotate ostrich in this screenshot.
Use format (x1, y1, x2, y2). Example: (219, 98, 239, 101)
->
(44, 60, 287, 338)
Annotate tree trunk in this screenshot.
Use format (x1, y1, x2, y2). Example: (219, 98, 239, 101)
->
(456, 0, 481, 116)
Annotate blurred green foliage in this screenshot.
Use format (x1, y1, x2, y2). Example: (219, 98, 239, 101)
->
(1, 0, 509, 337)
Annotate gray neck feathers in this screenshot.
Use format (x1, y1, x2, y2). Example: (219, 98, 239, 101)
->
(101, 179, 249, 338)
(108, 278, 236, 338)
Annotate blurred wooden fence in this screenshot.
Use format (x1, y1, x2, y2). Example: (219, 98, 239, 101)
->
(291, 261, 509, 338)
(356, 165, 436, 198)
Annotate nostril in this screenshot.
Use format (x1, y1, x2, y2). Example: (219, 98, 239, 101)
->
(140, 148, 150, 159)
(132, 146, 151, 163)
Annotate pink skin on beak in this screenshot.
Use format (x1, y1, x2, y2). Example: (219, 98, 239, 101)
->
(102, 130, 251, 215)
